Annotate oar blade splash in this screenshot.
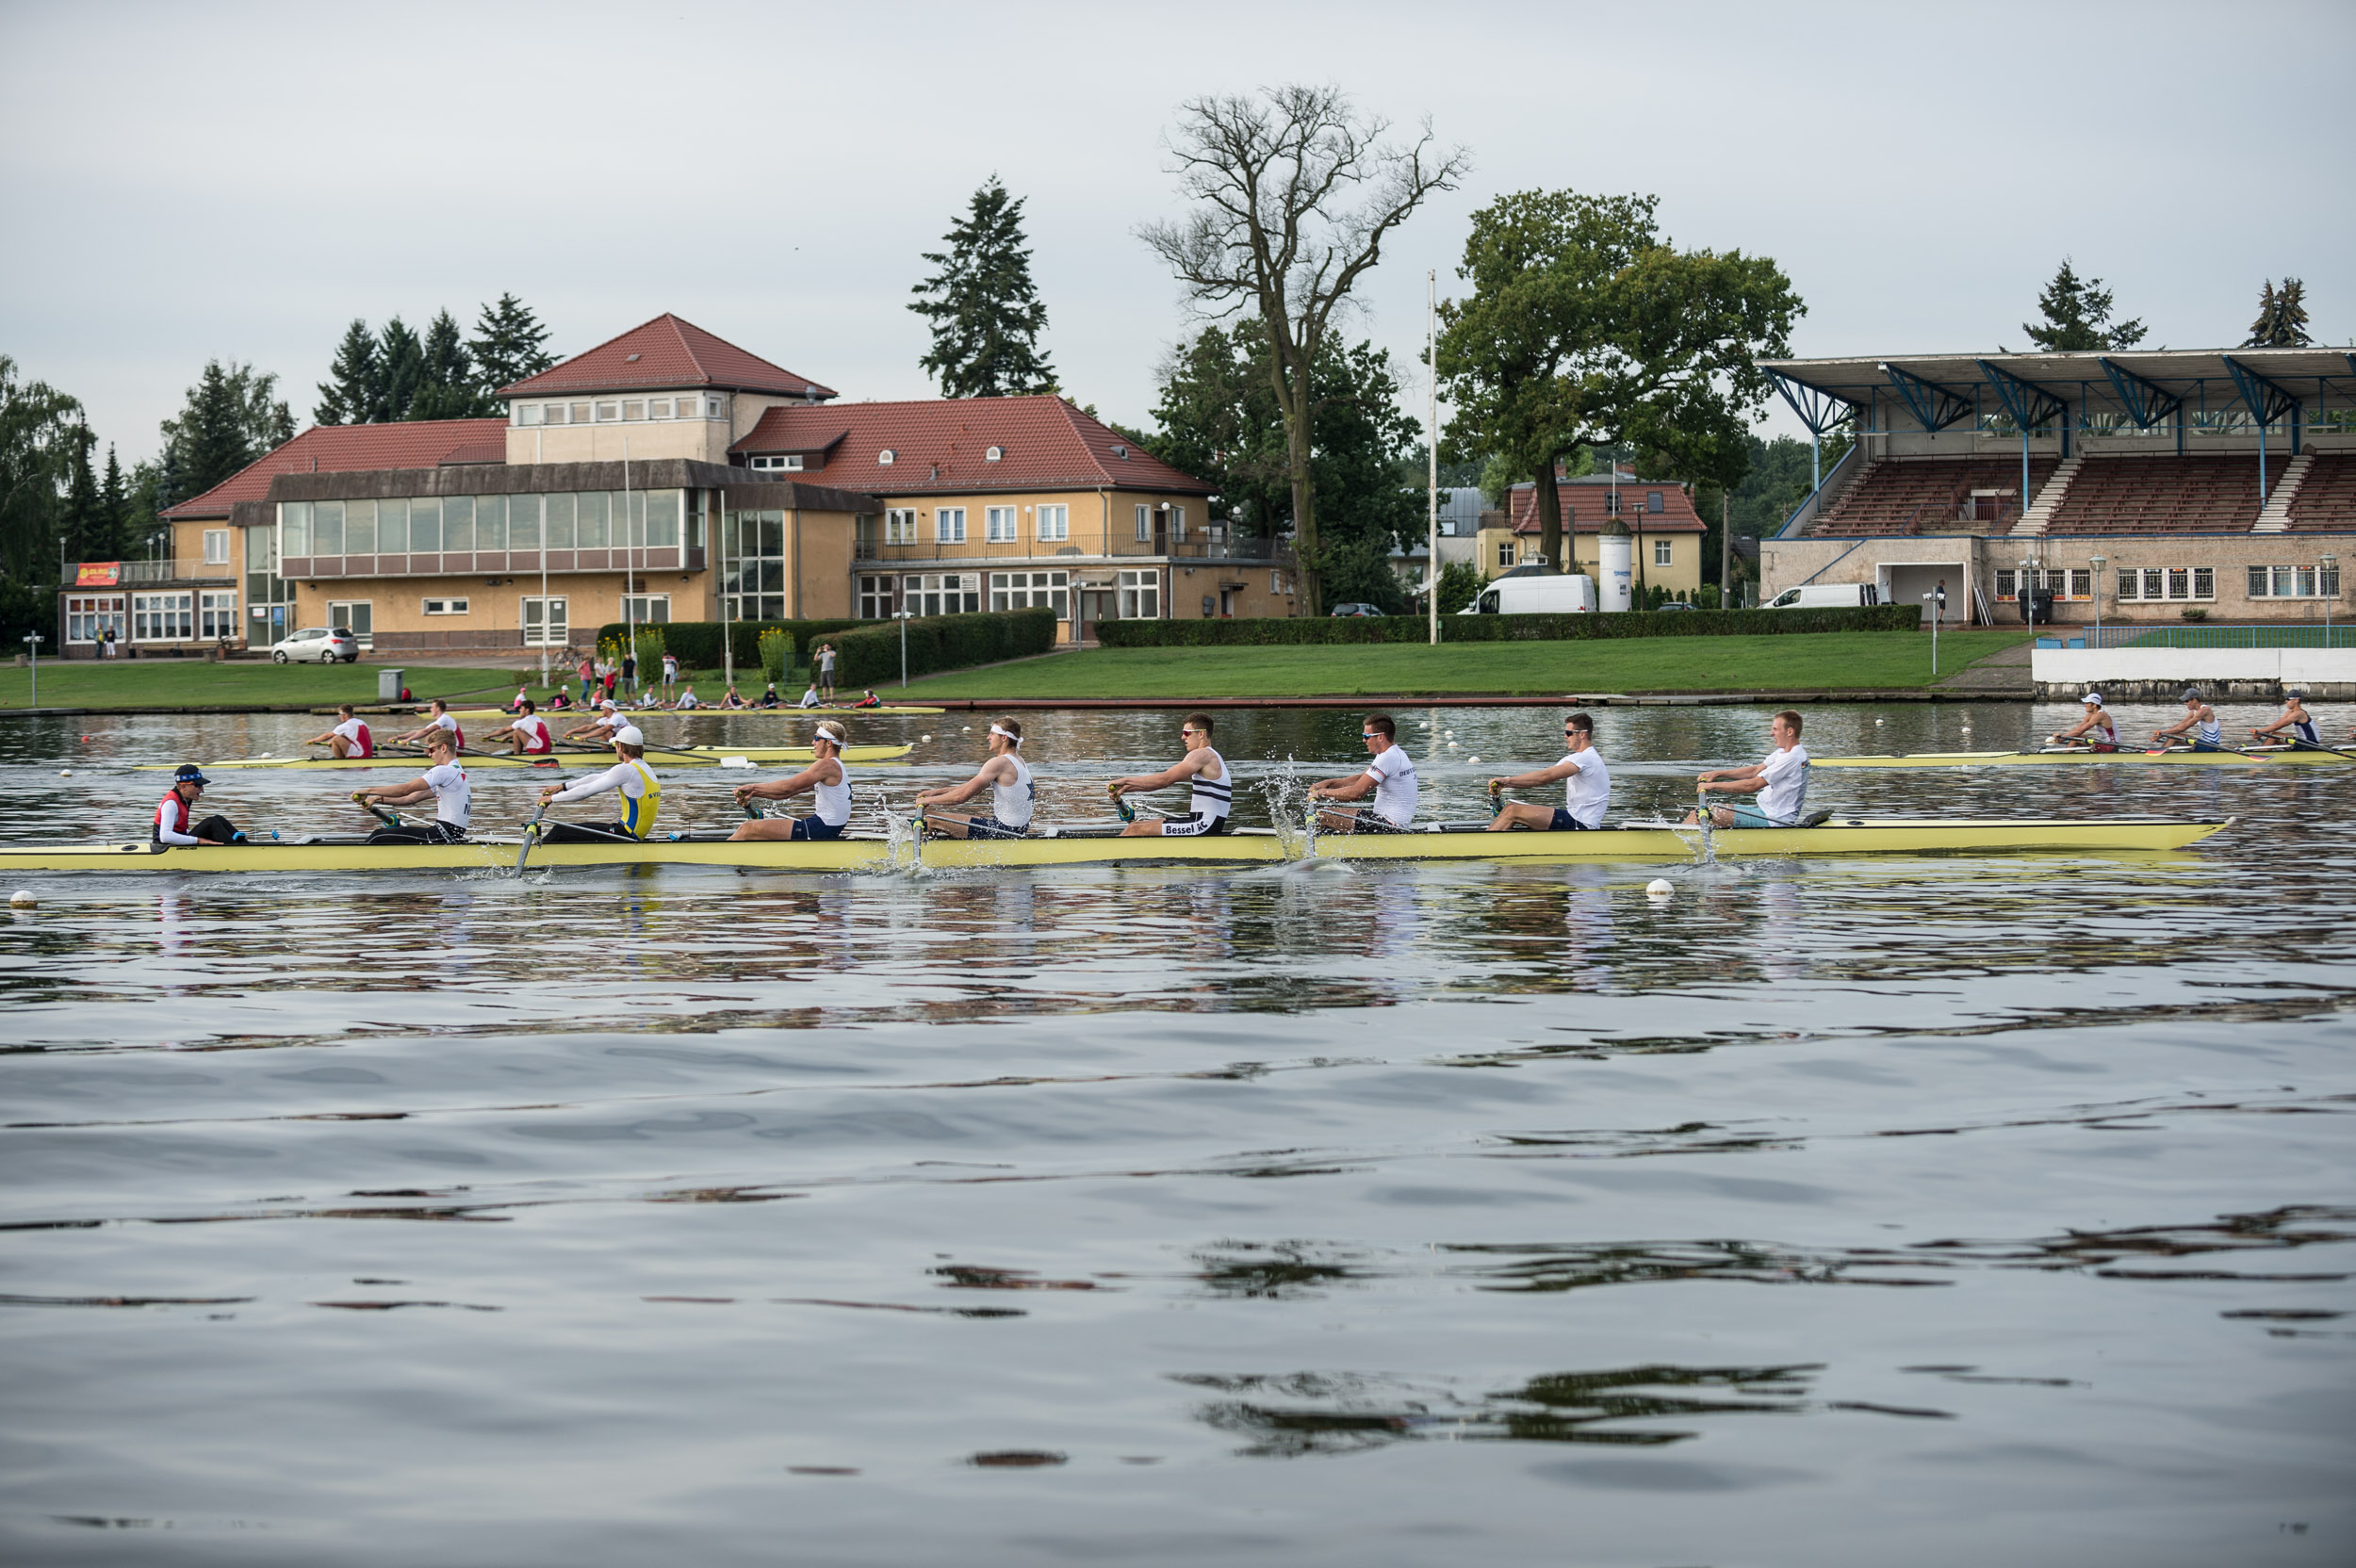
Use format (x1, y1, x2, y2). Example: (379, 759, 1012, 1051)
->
(511, 801, 551, 879)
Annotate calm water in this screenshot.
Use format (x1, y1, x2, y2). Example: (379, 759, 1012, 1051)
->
(2, 701, 2350, 1566)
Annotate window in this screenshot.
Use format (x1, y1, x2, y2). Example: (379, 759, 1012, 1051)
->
(986, 506, 1018, 542)
(2070, 568, 2092, 597)
(650, 399, 672, 419)
(509, 494, 540, 550)
(859, 574, 897, 620)
(1497, 541, 1514, 568)
(2250, 564, 2331, 597)
(935, 507, 967, 544)
(2117, 566, 2216, 602)
(1605, 491, 1622, 515)
(312, 500, 345, 555)
(986, 445, 1004, 463)
(623, 402, 646, 421)
(539, 403, 564, 424)
(886, 508, 919, 545)
(521, 596, 567, 647)
(596, 401, 619, 422)
(721, 507, 787, 622)
(748, 454, 804, 472)
(1118, 568, 1160, 619)
(65, 595, 124, 644)
(422, 597, 470, 616)
(1271, 571, 1292, 596)
(1647, 491, 1664, 514)
(569, 403, 590, 424)
(1653, 539, 1673, 566)
(901, 573, 978, 616)
(855, 514, 876, 550)
(990, 570, 1070, 619)
(1135, 503, 1152, 543)
(203, 530, 229, 565)
(878, 449, 895, 466)
(620, 596, 671, 624)
(1036, 503, 1069, 542)
(199, 591, 237, 640)
(1170, 504, 1186, 542)
(327, 601, 372, 646)
(132, 592, 193, 642)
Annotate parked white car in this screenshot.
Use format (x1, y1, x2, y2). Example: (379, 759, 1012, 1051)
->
(270, 627, 360, 663)
(1762, 583, 1882, 610)
(1460, 572, 1599, 615)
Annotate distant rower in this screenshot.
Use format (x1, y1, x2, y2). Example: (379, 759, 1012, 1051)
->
(2251, 689, 2321, 748)
(1487, 711, 1610, 831)
(731, 722, 853, 841)
(918, 720, 1034, 839)
(1689, 710, 1812, 827)
(2048, 692, 2118, 751)
(506, 698, 555, 756)
(2150, 688, 2225, 752)
(355, 728, 471, 843)
(1109, 712, 1231, 837)
(535, 726, 662, 843)
(563, 699, 625, 746)
(305, 704, 373, 759)
(1308, 712, 1415, 833)
(391, 698, 464, 753)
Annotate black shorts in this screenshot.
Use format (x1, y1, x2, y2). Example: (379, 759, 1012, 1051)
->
(790, 817, 846, 841)
(941, 813, 1029, 841)
(367, 822, 466, 845)
(1546, 808, 1597, 832)
(1157, 810, 1232, 838)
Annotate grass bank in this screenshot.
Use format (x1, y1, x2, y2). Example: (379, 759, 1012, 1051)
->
(0, 662, 523, 711)
(904, 630, 2035, 700)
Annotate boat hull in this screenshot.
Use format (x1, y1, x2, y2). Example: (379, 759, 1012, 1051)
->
(0, 818, 2233, 874)
(1817, 747, 2346, 768)
(443, 705, 945, 719)
(134, 744, 912, 771)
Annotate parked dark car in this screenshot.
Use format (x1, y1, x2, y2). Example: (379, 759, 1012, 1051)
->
(1329, 603, 1385, 617)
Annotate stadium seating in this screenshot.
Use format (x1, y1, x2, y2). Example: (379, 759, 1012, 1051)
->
(1808, 458, 2055, 537)
(2282, 453, 2356, 532)
(2042, 455, 2273, 534)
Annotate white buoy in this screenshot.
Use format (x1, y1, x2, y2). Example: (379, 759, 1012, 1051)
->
(1645, 879, 1674, 898)
(1444, 730, 1455, 739)
(1874, 718, 1885, 726)
(1466, 756, 1480, 763)
(58, 769, 71, 776)
(921, 734, 932, 743)
(8, 890, 34, 908)
(1447, 740, 1460, 749)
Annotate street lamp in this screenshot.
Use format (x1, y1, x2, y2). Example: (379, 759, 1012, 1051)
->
(2323, 554, 2339, 638)
(893, 609, 915, 688)
(2089, 555, 2105, 643)
(22, 632, 44, 707)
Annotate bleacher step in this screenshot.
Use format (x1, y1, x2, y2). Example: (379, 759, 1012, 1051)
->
(2010, 453, 2084, 537)
(2251, 451, 2313, 533)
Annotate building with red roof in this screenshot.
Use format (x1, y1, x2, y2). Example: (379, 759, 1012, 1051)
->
(1471, 467, 1708, 599)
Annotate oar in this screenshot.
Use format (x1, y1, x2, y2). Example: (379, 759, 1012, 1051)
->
(1107, 780, 1136, 824)
(349, 790, 400, 829)
(511, 798, 552, 878)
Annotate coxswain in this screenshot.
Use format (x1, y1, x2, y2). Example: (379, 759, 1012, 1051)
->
(1307, 712, 1415, 833)
(1486, 711, 1610, 831)
(917, 720, 1034, 839)
(304, 703, 374, 759)
(730, 722, 854, 841)
(2048, 692, 2119, 751)
(2251, 689, 2321, 749)
(562, 698, 624, 746)
(506, 698, 555, 756)
(2150, 688, 2225, 752)
(851, 690, 882, 710)
(154, 764, 240, 847)
(1108, 712, 1231, 837)
(1688, 710, 1814, 827)
(507, 683, 530, 713)
(535, 726, 663, 843)
(547, 688, 574, 712)
(391, 698, 464, 752)
(354, 728, 471, 843)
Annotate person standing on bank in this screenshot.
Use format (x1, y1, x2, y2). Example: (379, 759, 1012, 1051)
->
(535, 727, 663, 843)
(1109, 712, 1231, 837)
(660, 649, 679, 703)
(154, 764, 241, 846)
(1487, 711, 1611, 831)
(731, 722, 853, 841)
(1688, 710, 1811, 827)
(815, 642, 838, 703)
(354, 728, 471, 843)
(918, 720, 1034, 839)
(1308, 713, 1416, 833)
(304, 704, 374, 760)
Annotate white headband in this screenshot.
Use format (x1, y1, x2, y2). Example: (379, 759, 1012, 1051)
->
(990, 725, 1022, 745)
(815, 723, 845, 744)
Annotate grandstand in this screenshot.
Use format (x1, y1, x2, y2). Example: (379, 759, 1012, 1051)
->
(1755, 348, 2355, 627)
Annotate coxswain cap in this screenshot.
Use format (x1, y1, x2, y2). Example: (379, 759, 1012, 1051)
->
(173, 763, 210, 785)
(2182, 688, 2204, 703)
(2285, 687, 2306, 699)
(615, 726, 645, 746)
(2081, 692, 2103, 706)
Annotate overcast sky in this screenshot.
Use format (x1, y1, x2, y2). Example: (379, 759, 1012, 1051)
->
(3, 0, 2349, 466)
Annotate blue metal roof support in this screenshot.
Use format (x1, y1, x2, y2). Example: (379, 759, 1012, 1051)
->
(2098, 357, 2183, 430)
(1880, 363, 1977, 433)
(1972, 359, 2070, 432)
(2222, 355, 2305, 498)
(1768, 370, 1857, 492)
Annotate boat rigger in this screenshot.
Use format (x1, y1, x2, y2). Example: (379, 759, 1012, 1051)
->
(0, 817, 2234, 874)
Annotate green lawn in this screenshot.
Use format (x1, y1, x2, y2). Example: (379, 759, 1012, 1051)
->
(903, 630, 2036, 700)
(0, 661, 525, 710)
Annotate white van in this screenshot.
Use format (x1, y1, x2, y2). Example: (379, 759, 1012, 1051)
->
(1461, 573, 1599, 615)
(1762, 582, 1880, 610)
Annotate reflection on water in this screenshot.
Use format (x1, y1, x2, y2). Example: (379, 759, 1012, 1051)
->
(0, 700, 2352, 1564)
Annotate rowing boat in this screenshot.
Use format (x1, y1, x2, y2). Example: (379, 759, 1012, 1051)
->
(1816, 746, 2347, 769)
(440, 705, 945, 719)
(131, 744, 913, 772)
(0, 816, 2233, 874)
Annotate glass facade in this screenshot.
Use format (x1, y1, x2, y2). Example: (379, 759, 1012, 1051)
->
(281, 491, 684, 558)
(722, 508, 789, 622)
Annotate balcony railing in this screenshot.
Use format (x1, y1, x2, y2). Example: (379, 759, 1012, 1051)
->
(854, 533, 1289, 564)
(71, 559, 236, 584)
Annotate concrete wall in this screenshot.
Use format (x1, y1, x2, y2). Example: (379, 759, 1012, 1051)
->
(2031, 645, 2356, 699)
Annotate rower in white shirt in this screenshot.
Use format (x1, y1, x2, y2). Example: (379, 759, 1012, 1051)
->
(1487, 711, 1611, 831)
(918, 720, 1034, 839)
(303, 704, 374, 759)
(1308, 712, 1416, 833)
(562, 698, 625, 746)
(731, 722, 853, 841)
(390, 698, 464, 752)
(354, 728, 471, 843)
(1689, 710, 1815, 828)
(505, 698, 555, 756)
(2048, 692, 2119, 751)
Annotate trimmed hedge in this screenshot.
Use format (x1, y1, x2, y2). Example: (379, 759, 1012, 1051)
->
(834, 608, 1059, 687)
(596, 618, 864, 672)
(1094, 605, 1921, 647)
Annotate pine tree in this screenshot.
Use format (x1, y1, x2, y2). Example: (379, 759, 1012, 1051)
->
(100, 444, 129, 561)
(2022, 258, 2147, 351)
(376, 318, 424, 424)
(409, 308, 491, 419)
(469, 293, 555, 399)
(2245, 278, 2312, 348)
(59, 423, 106, 564)
(315, 318, 380, 425)
(160, 361, 292, 501)
(909, 176, 1057, 398)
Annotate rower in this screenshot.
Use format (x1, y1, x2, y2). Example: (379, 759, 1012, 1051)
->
(1688, 710, 1811, 828)
(535, 726, 662, 843)
(719, 683, 748, 710)
(304, 703, 374, 759)
(795, 682, 822, 709)
(507, 683, 530, 713)
(1108, 712, 1231, 837)
(2048, 692, 2119, 752)
(391, 698, 464, 752)
(675, 683, 703, 710)
(730, 722, 853, 841)
(2150, 688, 2224, 752)
(562, 698, 624, 746)
(2251, 689, 2321, 749)
(1307, 712, 1415, 833)
(1486, 711, 1609, 832)
(354, 728, 471, 843)
(851, 690, 881, 710)
(759, 683, 784, 709)
(917, 720, 1034, 839)
(154, 763, 240, 847)
(506, 698, 555, 756)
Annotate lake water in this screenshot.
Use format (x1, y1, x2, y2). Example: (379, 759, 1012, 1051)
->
(2, 700, 2350, 1566)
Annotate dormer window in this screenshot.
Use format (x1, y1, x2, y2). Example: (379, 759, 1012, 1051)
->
(878, 449, 895, 466)
(749, 455, 805, 472)
(1110, 444, 1128, 459)
(985, 445, 1005, 463)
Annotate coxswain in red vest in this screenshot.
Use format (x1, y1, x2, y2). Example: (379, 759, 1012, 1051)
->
(154, 764, 241, 846)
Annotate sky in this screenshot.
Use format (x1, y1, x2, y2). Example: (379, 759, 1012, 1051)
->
(3, 0, 2350, 467)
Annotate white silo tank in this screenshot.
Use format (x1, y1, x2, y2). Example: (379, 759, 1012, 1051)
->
(1597, 519, 1633, 612)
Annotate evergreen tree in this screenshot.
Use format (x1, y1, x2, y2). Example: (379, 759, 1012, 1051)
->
(100, 444, 129, 561)
(469, 293, 556, 398)
(2021, 257, 2147, 351)
(2245, 278, 2312, 348)
(376, 318, 424, 425)
(158, 361, 291, 505)
(58, 422, 106, 564)
(409, 308, 492, 418)
(315, 318, 381, 425)
(909, 176, 1057, 398)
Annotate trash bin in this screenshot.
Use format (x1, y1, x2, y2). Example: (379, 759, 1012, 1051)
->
(377, 667, 405, 702)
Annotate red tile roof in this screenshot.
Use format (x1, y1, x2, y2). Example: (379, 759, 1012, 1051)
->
(1508, 477, 1706, 533)
(497, 314, 837, 400)
(731, 396, 1213, 495)
(160, 418, 512, 520)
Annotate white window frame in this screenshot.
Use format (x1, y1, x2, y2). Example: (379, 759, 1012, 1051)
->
(1497, 541, 1514, 568)
(1652, 539, 1673, 566)
(985, 505, 1018, 543)
(203, 529, 230, 565)
(326, 600, 373, 646)
(748, 454, 805, 472)
(132, 591, 193, 643)
(65, 594, 125, 645)
(990, 569, 1071, 619)
(519, 402, 546, 425)
(422, 597, 470, 616)
(1170, 504, 1186, 542)
(885, 508, 919, 545)
(199, 590, 238, 640)
(520, 595, 568, 646)
(620, 595, 671, 625)
(1036, 503, 1069, 542)
(2116, 566, 2216, 603)
(1118, 567, 1161, 619)
(1135, 503, 1152, 543)
(935, 507, 967, 545)
(2250, 564, 2334, 598)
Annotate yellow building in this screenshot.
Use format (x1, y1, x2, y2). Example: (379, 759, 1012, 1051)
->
(1472, 470, 1708, 598)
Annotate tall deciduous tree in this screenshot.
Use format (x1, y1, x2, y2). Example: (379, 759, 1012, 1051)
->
(1139, 86, 1466, 614)
(1436, 189, 1799, 572)
(0, 356, 81, 584)
(2245, 278, 2312, 348)
(315, 318, 380, 425)
(469, 293, 556, 400)
(58, 422, 108, 564)
(2021, 258, 2146, 351)
(910, 177, 1058, 399)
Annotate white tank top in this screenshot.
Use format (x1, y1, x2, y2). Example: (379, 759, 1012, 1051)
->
(992, 753, 1035, 827)
(1190, 748, 1231, 821)
(812, 758, 852, 827)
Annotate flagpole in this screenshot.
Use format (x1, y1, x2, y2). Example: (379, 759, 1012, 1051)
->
(1427, 267, 1439, 646)
(623, 434, 634, 698)
(536, 426, 549, 688)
